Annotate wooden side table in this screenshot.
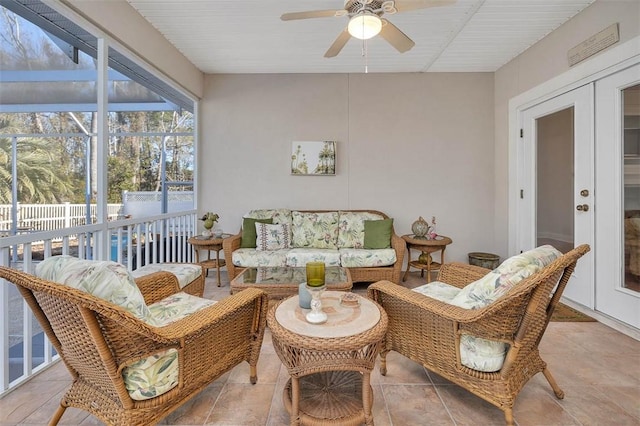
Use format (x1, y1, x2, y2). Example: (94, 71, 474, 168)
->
(402, 234, 453, 283)
(188, 234, 231, 286)
(268, 292, 387, 426)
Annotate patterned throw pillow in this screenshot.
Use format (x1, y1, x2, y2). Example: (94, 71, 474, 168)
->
(291, 211, 339, 249)
(255, 222, 291, 251)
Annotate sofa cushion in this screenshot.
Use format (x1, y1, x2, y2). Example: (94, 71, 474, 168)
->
(292, 211, 340, 249)
(232, 248, 289, 268)
(130, 263, 202, 290)
(245, 208, 292, 225)
(337, 211, 384, 248)
(285, 248, 341, 267)
(363, 218, 393, 249)
(450, 245, 562, 310)
(240, 217, 273, 248)
(35, 255, 153, 323)
(255, 222, 291, 251)
(339, 248, 397, 267)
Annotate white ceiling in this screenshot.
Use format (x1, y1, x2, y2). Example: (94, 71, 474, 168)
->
(126, 0, 596, 74)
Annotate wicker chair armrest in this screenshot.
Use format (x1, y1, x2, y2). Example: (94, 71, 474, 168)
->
(134, 271, 182, 305)
(436, 262, 492, 289)
(223, 232, 242, 279)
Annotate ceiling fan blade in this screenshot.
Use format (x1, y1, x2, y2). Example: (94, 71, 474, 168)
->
(324, 28, 352, 58)
(379, 19, 415, 53)
(281, 9, 344, 21)
(392, 0, 456, 13)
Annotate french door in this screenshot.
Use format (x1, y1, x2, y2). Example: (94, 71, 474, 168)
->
(595, 64, 640, 329)
(519, 84, 595, 307)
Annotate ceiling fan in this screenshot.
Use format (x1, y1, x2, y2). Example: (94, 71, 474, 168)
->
(281, 0, 456, 58)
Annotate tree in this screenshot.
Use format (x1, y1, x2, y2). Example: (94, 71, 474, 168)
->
(0, 125, 75, 203)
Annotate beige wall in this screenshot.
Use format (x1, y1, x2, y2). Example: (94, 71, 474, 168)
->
(200, 73, 494, 263)
(494, 0, 640, 256)
(63, 0, 204, 98)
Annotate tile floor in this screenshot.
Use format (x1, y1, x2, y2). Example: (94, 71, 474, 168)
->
(1, 272, 639, 426)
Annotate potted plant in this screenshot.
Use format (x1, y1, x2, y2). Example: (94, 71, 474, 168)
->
(200, 212, 219, 237)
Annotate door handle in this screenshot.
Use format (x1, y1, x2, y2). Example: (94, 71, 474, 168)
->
(576, 204, 589, 212)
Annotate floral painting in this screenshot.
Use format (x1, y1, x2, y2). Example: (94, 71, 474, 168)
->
(291, 141, 336, 175)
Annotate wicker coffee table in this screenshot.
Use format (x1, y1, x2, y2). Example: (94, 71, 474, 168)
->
(230, 266, 352, 300)
(268, 291, 387, 425)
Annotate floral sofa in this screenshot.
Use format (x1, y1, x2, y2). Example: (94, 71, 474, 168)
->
(223, 209, 405, 283)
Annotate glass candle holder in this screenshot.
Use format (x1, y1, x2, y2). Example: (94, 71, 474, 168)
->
(305, 283, 327, 324)
(306, 262, 325, 287)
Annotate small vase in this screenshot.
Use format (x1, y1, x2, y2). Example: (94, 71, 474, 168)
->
(412, 216, 430, 237)
(201, 229, 212, 237)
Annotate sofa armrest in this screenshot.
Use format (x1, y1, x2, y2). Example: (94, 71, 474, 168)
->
(223, 232, 242, 280)
(390, 231, 406, 283)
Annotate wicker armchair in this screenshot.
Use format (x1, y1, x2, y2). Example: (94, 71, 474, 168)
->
(0, 265, 268, 426)
(368, 244, 590, 426)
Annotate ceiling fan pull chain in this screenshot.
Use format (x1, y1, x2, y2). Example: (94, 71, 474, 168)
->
(362, 38, 369, 73)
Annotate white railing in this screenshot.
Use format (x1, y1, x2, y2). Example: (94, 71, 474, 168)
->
(0, 203, 123, 233)
(0, 210, 197, 395)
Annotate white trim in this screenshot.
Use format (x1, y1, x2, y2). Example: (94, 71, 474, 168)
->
(509, 35, 640, 255)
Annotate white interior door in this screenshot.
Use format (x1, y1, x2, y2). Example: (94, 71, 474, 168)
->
(519, 84, 594, 307)
(595, 64, 640, 329)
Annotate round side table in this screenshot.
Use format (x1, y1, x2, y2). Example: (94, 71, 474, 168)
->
(268, 292, 387, 426)
(188, 234, 231, 286)
(402, 234, 453, 283)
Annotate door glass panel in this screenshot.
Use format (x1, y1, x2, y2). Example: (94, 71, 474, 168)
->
(536, 107, 575, 254)
(623, 84, 640, 293)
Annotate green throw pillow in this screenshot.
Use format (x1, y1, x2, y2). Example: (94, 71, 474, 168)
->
(363, 219, 393, 249)
(240, 217, 273, 248)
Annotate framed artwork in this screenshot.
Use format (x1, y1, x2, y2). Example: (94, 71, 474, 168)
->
(291, 141, 336, 175)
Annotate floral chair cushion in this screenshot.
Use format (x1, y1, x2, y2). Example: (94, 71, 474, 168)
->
(232, 248, 289, 267)
(291, 211, 340, 249)
(412, 281, 462, 301)
(123, 293, 216, 401)
(285, 248, 341, 267)
(123, 348, 179, 401)
(450, 245, 562, 310)
(255, 222, 291, 251)
(35, 255, 152, 323)
(412, 281, 507, 372)
(148, 292, 216, 326)
(338, 248, 396, 267)
(130, 263, 202, 289)
(336, 211, 384, 249)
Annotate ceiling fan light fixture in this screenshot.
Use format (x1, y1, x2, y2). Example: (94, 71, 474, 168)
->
(348, 11, 382, 40)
